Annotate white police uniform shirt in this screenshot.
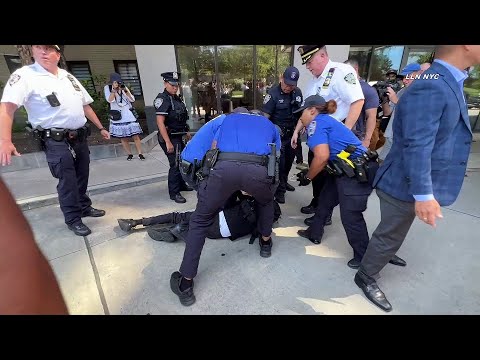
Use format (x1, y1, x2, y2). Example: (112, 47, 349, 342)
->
(104, 85, 137, 124)
(304, 60, 364, 122)
(1, 62, 93, 130)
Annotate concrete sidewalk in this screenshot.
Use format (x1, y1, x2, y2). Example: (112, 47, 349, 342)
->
(2, 133, 480, 315)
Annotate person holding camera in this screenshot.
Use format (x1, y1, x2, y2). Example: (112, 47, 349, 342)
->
(0, 45, 109, 237)
(105, 73, 144, 161)
(379, 62, 431, 160)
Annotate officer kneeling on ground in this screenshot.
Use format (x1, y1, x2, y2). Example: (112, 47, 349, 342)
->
(117, 191, 282, 243)
(294, 95, 406, 269)
(169, 108, 281, 306)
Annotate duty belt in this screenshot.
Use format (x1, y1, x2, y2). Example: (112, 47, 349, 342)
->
(40, 125, 90, 142)
(217, 152, 268, 166)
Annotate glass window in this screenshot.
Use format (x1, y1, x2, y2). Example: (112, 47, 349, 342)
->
(4, 55, 22, 74)
(347, 46, 373, 80)
(465, 65, 480, 132)
(113, 60, 143, 96)
(405, 50, 434, 66)
(66, 61, 95, 93)
(369, 46, 405, 81)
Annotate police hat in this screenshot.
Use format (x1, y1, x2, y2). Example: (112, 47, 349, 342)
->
(283, 66, 300, 86)
(297, 45, 325, 65)
(293, 95, 326, 113)
(161, 71, 181, 85)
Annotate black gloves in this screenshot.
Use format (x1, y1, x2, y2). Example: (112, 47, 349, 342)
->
(297, 171, 311, 186)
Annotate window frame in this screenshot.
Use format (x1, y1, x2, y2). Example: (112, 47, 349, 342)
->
(66, 61, 96, 93)
(113, 60, 143, 97)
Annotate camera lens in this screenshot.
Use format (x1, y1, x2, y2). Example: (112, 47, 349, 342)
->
(120, 84, 125, 88)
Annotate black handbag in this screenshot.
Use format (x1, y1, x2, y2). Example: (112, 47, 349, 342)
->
(109, 110, 122, 121)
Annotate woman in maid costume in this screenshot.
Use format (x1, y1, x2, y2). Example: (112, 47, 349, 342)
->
(104, 73, 145, 160)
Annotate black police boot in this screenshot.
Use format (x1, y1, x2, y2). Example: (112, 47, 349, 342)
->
(259, 237, 273, 258)
(297, 229, 321, 245)
(170, 271, 196, 306)
(68, 222, 92, 236)
(275, 192, 285, 204)
(181, 184, 194, 192)
(300, 199, 317, 214)
(285, 183, 295, 192)
(82, 207, 106, 218)
(117, 219, 142, 232)
(354, 271, 392, 312)
(304, 214, 332, 227)
(147, 227, 177, 242)
(170, 193, 186, 203)
(347, 258, 361, 269)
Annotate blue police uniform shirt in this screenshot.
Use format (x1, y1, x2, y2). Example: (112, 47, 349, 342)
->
(181, 114, 226, 163)
(307, 114, 366, 161)
(261, 84, 303, 128)
(214, 112, 281, 155)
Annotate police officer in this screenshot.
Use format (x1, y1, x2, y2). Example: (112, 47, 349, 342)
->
(169, 108, 281, 306)
(261, 66, 303, 204)
(293, 95, 392, 269)
(292, 45, 365, 220)
(179, 113, 227, 190)
(0, 45, 110, 236)
(154, 71, 193, 203)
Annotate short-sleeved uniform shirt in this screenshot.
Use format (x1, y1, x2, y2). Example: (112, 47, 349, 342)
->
(1, 62, 93, 129)
(181, 114, 226, 163)
(261, 84, 303, 128)
(306, 113, 367, 161)
(304, 60, 365, 122)
(214, 112, 281, 156)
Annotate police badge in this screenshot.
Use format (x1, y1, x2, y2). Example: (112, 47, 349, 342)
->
(173, 72, 178, 79)
(154, 98, 163, 109)
(344, 73, 357, 85)
(8, 73, 21, 86)
(296, 96, 302, 103)
(263, 94, 271, 105)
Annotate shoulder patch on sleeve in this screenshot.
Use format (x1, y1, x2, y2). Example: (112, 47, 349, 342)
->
(8, 73, 21, 86)
(154, 98, 163, 109)
(344, 73, 357, 85)
(307, 120, 316, 136)
(263, 93, 271, 105)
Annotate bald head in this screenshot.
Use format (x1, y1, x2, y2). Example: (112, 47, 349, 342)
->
(434, 45, 480, 70)
(344, 58, 360, 76)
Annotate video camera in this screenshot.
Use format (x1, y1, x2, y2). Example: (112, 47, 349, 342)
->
(374, 80, 402, 100)
(118, 81, 126, 89)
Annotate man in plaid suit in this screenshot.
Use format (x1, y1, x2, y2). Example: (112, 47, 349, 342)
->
(354, 45, 480, 312)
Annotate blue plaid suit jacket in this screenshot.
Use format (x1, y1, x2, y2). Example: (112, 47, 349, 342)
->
(374, 61, 472, 206)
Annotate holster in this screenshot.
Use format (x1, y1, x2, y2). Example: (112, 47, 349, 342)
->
(197, 148, 219, 181)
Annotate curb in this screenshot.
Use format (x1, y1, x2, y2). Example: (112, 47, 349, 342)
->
(18, 173, 168, 211)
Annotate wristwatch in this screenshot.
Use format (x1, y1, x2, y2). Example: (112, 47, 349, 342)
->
(99, 127, 106, 131)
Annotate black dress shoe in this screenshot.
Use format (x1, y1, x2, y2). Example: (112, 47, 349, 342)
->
(82, 207, 106, 217)
(389, 255, 407, 267)
(68, 222, 92, 236)
(170, 271, 196, 306)
(259, 237, 273, 258)
(275, 193, 285, 204)
(347, 258, 361, 269)
(297, 229, 321, 245)
(118, 219, 136, 232)
(285, 183, 295, 192)
(181, 185, 194, 192)
(300, 205, 316, 214)
(170, 194, 186, 203)
(354, 272, 392, 312)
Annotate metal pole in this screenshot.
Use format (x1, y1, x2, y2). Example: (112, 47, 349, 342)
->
(214, 46, 222, 114)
